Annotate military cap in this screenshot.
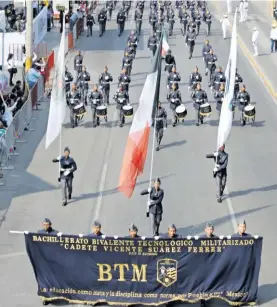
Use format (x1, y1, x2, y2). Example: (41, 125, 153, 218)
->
(64, 146, 70, 153)
(168, 224, 176, 230)
(93, 220, 101, 227)
(129, 223, 138, 231)
(154, 177, 161, 184)
(205, 222, 214, 228)
(237, 219, 246, 225)
(43, 218, 52, 225)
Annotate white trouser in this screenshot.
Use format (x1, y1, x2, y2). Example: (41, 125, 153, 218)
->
(226, 0, 232, 13)
(253, 42, 258, 55)
(239, 9, 244, 21)
(222, 26, 227, 38)
(244, 8, 248, 21)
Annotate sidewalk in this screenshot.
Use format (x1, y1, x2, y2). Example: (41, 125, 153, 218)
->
(211, 0, 277, 99)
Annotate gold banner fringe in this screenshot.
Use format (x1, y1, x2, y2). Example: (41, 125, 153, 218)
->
(39, 295, 258, 306)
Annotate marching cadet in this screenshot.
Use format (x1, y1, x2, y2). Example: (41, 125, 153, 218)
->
(200, 222, 218, 238)
(206, 49, 217, 81)
(167, 7, 175, 36)
(167, 83, 182, 127)
(202, 40, 212, 75)
(86, 11, 95, 37)
(106, 0, 114, 21)
(236, 84, 250, 126)
(88, 221, 104, 237)
(141, 178, 164, 237)
(179, 6, 189, 36)
(127, 223, 140, 238)
(52, 147, 77, 206)
(155, 18, 163, 39)
(149, 8, 157, 32)
(214, 83, 225, 118)
(127, 30, 138, 51)
(136, 0, 145, 15)
(77, 66, 90, 105)
(148, 32, 158, 56)
(134, 8, 143, 36)
(194, 9, 201, 35)
(211, 66, 226, 91)
(163, 224, 182, 238)
(118, 69, 131, 92)
(164, 50, 176, 74)
(167, 66, 181, 90)
(38, 218, 58, 234)
(99, 66, 113, 105)
(186, 26, 196, 59)
(66, 83, 81, 128)
(234, 68, 243, 96)
(88, 84, 104, 128)
(232, 219, 251, 237)
(155, 101, 167, 151)
(114, 85, 129, 127)
(206, 144, 228, 203)
(123, 0, 131, 19)
(98, 9, 107, 37)
(65, 66, 73, 92)
(188, 66, 202, 91)
(122, 51, 133, 75)
(117, 8, 126, 36)
(74, 50, 83, 80)
(191, 82, 208, 126)
(125, 41, 136, 59)
(203, 9, 212, 36)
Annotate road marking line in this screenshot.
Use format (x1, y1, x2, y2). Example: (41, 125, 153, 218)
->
(225, 186, 237, 232)
(94, 163, 108, 221)
(0, 252, 26, 259)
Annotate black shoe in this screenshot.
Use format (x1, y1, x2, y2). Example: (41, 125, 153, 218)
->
(217, 198, 222, 203)
(241, 121, 245, 126)
(71, 124, 75, 128)
(119, 123, 123, 127)
(205, 72, 208, 76)
(156, 146, 159, 151)
(118, 33, 120, 36)
(43, 301, 49, 306)
(68, 194, 71, 200)
(172, 123, 176, 127)
(189, 56, 192, 59)
(62, 201, 67, 206)
(201, 119, 203, 124)
(87, 35, 89, 37)
(182, 119, 184, 122)
(93, 124, 97, 128)
(196, 122, 199, 126)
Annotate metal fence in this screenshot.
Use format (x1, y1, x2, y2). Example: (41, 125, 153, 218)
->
(0, 74, 45, 186)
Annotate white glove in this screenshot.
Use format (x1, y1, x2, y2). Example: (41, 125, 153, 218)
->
(213, 152, 219, 157)
(213, 167, 218, 173)
(147, 201, 151, 206)
(215, 164, 220, 168)
(64, 170, 70, 176)
(147, 188, 151, 193)
(56, 155, 61, 160)
(164, 127, 167, 131)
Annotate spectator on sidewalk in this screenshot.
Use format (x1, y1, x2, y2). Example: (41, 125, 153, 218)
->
(0, 122, 6, 137)
(220, 15, 230, 39)
(47, 5, 53, 32)
(226, 0, 232, 14)
(7, 53, 16, 86)
(243, 0, 248, 21)
(270, 24, 277, 53)
(274, 6, 277, 21)
(239, 0, 244, 22)
(252, 27, 259, 56)
(59, 9, 64, 33)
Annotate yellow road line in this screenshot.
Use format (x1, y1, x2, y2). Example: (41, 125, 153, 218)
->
(211, 1, 277, 100)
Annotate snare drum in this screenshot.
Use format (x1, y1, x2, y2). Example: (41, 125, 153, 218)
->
(96, 105, 107, 117)
(244, 105, 255, 118)
(175, 104, 187, 119)
(73, 103, 86, 117)
(199, 103, 212, 117)
(122, 105, 133, 117)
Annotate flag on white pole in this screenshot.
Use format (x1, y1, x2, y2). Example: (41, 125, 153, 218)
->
(45, 17, 66, 150)
(217, 10, 238, 149)
(161, 33, 169, 56)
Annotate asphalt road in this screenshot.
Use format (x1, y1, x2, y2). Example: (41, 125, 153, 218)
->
(0, 1, 277, 307)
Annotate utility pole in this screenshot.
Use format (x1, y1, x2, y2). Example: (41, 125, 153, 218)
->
(25, 0, 33, 72)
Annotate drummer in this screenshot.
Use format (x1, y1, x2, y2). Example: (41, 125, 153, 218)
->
(210, 66, 226, 91)
(189, 66, 202, 91)
(155, 101, 167, 151)
(236, 84, 250, 126)
(118, 69, 131, 92)
(77, 66, 90, 106)
(98, 66, 113, 105)
(66, 83, 81, 128)
(65, 66, 73, 93)
(114, 85, 129, 127)
(87, 85, 104, 128)
(74, 50, 83, 80)
(167, 66, 181, 91)
(167, 84, 182, 127)
(214, 83, 225, 119)
(191, 83, 208, 126)
(122, 51, 133, 76)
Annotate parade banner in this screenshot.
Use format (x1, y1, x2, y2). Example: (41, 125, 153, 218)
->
(25, 234, 262, 306)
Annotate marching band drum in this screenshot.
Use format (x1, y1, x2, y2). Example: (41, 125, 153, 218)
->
(122, 105, 133, 118)
(243, 105, 256, 122)
(200, 103, 212, 117)
(175, 104, 187, 119)
(73, 103, 86, 121)
(96, 105, 108, 122)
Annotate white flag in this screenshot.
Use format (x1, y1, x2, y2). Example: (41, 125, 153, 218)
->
(217, 10, 238, 149)
(45, 17, 67, 150)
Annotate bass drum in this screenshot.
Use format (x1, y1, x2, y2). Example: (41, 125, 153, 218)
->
(199, 103, 212, 117)
(96, 105, 107, 117)
(175, 104, 187, 119)
(122, 105, 133, 117)
(244, 104, 256, 121)
(73, 103, 86, 117)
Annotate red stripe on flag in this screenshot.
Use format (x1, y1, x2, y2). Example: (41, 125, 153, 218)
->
(118, 125, 150, 198)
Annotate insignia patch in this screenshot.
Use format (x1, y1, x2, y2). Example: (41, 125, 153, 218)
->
(157, 258, 177, 287)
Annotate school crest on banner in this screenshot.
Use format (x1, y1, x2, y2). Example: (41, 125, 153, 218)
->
(157, 258, 177, 287)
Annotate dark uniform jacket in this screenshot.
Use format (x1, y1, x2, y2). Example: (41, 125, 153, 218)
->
(189, 72, 202, 86)
(88, 232, 104, 237)
(66, 90, 81, 108)
(118, 74, 131, 90)
(135, 10, 143, 23)
(126, 235, 141, 239)
(191, 89, 208, 109)
(99, 72, 113, 90)
(203, 12, 212, 24)
(141, 187, 164, 215)
(231, 232, 251, 238)
(149, 12, 157, 24)
(148, 35, 157, 50)
(106, 1, 113, 10)
(114, 91, 129, 109)
(53, 156, 77, 179)
(194, 13, 201, 24)
(236, 91, 250, 109)
(180, 10, 188, 24)
(234, 73, 243, 93)
(98, 12, 107, 24)
(186, 31, 196, 45)
(202, 44, 212, 59)
(155, 107, 167, 129)
(87, 14, 95, 26)
(117, 12, 126, 24)
(38, 227, 58, 234)
(65, 70, 73, 92)
(163, 233, 182, 239)
(167, 90, 182, 109)
(128, 35, 138, 46)
(206, 54, 217, 70)
(206, 151, 228, 176)
(199, 234, 218, 238)
(77, 71, 90, 89)
(74, 55, 83, 71)
(214, 89, 224, 111)
(212, 71, 226, 89)
(122, 55, 133, 68)
(88, 91, 103, 108)
(168, 72, 181, 86)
